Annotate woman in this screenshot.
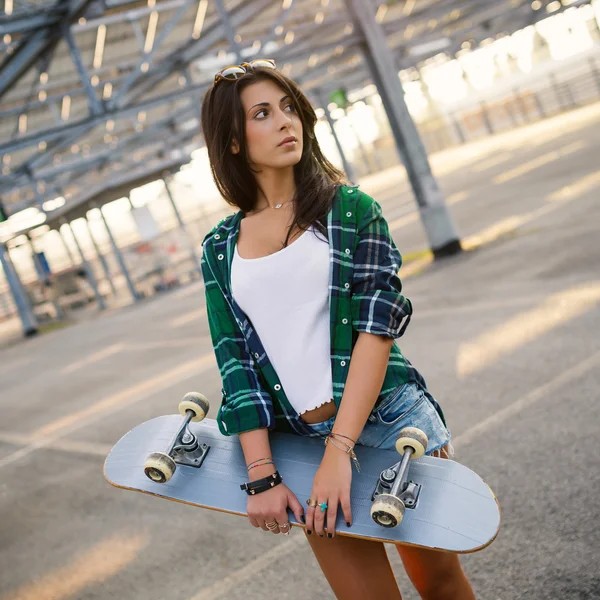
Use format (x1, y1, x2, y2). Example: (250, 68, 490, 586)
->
(200, 59, 475, 600)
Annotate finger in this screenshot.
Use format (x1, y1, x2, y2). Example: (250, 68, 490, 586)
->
(314, 499, 327, 537)
(340, 494, 353, 528)
(287, 491, 305, 525)
(305, 505, 315, 536)
(248, 516, 261, 529)
(277, 510, 289, 535)
(258, 519, 269, 532)
(279, 521, 291, 536)
(265, 518, 280, 535)
(326, 496, 339, 537)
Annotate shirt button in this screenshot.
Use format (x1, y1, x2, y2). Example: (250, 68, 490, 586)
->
(342, 318, 348, 324)
(214, 234, 220, 239)
(348, 189, 354, 194)
(346, 212, 352, 217)
(254, 353, 259, 359)
(218, 254, 224, 260)
(345, 249, 351, 255)
(341, 360, 346, 366)
(274, 384, 281, 391)
(344, 283, 350, 289)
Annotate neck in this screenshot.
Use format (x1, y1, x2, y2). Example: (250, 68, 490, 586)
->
(253, 166, 296, 211)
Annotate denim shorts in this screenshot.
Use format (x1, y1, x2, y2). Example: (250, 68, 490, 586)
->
(309, 382, 451, 456)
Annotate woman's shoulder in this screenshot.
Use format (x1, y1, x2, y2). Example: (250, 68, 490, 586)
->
(335, 184, 377, 218)
(202, 211, 242, 248)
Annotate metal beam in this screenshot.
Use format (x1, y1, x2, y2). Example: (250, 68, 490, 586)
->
(0, 13, 61, 36)
(0, 242, 38, 336)
(62, 24, 104, 116)
(213, 0, 243, 62)
(316, 89, 355, 183)
(0, 0, 92, 100)
(344, 0, 461, 258)
(108, 0, 196, 109)
(123, 0, 271, 107)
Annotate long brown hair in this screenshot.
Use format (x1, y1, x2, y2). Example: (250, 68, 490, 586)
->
(200, 65, 346, 244)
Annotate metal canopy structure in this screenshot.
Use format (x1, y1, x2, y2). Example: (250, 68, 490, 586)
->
(0, 0, 590, 236)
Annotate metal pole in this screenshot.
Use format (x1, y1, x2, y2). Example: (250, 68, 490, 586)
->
(97, 205, 139, 302)
(343, 0, 460, 257)
(85, 217, 117, 296)
(59, 227, 77, 266)
(25, 234, 64, 320)
(317, 90, 356, 183)
(0, 242, 38, 336)
(162, 176, 202, 274)
(345, 109, 373, 175)
(65, 221, 106, 310)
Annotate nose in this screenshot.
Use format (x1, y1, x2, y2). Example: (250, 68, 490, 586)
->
(275, 108, 292, 130)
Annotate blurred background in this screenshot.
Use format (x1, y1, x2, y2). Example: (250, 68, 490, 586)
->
(1, 1, 599, 599)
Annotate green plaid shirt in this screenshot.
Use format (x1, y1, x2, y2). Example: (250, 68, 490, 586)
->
(201, 185, 428, 437)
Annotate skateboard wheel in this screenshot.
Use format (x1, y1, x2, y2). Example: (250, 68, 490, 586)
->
(396, 427, 429, 458)
(395, 427, 428, 459)
(144, 451, 176, 483)
(371, 494, 406, 528)
(178, 392, 210, 422)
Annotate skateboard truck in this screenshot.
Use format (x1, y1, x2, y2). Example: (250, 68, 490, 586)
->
(370, 427, 428, 528)
(144, 393, 211, 484)
(373, 462, 422, 504)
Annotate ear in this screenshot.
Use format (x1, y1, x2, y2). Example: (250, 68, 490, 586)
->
(231, 138, 240, 154)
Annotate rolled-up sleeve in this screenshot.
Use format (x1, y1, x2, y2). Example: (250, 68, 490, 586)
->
(201, 256, 275, 436)
(351, 197, 412, 338)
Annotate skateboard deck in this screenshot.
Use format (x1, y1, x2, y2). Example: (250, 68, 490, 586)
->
(104, 415, 500, 553)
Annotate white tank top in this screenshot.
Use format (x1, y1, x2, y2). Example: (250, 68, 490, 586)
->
(231, 225, 334, 416)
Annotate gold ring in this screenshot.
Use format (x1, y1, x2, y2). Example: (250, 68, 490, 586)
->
(306, 498, 318, 507)
(280, 522, 290, 530)
(265, 520, 279, 531)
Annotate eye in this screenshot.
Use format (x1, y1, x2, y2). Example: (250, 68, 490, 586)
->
(254, 109, 268, 119)
(284, 103, 295, 112)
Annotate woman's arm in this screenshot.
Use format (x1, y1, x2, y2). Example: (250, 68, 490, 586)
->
(239, 428, 277, 481)
(329, 331, 393, 446)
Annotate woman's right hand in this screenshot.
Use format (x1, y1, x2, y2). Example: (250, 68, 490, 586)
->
(247, 481, 305, 534)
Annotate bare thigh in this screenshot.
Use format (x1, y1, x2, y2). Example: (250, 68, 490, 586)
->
(305, 532, 402, 600)
(396, 444, 475, 600)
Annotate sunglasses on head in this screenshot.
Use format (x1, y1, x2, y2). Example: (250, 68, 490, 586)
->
(214, 58, 276, 84)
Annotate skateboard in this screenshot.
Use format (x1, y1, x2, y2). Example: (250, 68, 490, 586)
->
(104, 393, 500, 553)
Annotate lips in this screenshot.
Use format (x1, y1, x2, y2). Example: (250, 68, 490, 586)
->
(278, 136, 297, 146)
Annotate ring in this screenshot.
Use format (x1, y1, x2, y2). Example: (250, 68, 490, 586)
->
(266, 520, 279, 531)
(280, 522, 290, 530)
(319, 502, 328, 512)
(306, 498, 318, 507)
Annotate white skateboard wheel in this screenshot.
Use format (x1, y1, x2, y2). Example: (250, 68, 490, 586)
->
(371, 494, 406, 528)
(178, 392, 210, 422)
(395, 427, 428, 459)
(144, 451, 176, 483)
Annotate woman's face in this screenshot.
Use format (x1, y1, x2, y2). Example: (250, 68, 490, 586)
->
(237, 79, 303, 170)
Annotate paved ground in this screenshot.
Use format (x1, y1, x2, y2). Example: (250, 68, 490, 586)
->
(1, 102, 599, 600)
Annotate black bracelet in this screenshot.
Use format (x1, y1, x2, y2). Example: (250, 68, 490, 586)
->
(240, 471, 282, 496)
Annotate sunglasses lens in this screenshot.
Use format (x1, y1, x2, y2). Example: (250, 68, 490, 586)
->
(220, 66, 246, 80)
(249, 59, 276, 69)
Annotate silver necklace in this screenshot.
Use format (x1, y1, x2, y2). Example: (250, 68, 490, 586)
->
(250, 198, 293, 215)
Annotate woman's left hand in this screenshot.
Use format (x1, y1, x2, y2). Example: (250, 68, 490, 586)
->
(305, 445, 353, 538)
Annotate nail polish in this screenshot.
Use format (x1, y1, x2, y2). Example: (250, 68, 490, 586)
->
(327, 533, 333, 539)
(300, 515, 306, 524)
(346, 522, 351, 527)
(307, 529, 312, 535)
